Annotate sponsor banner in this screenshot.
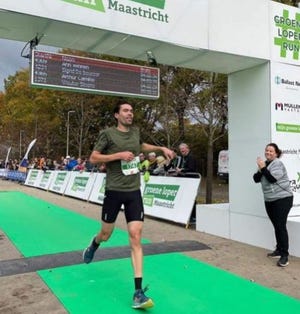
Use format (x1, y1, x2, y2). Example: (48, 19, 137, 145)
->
(64, 171, 97, 200)
(88, 173, 107, 204)
(6, 171, 27, 182)
(24, 169, 44, 187)
(141, 175, 201, 224)
(0, 0, 208, 49)
(0, 169, 8, 178)
(48, 171, 71, 194)
(22, 169, 200, 224)
(89, 172, 200, 224)
(36, 170, 57, 190)
(271, 61, 300, 214)
(271, 2, 300, 66)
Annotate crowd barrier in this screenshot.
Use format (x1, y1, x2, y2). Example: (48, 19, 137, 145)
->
(0, 169, 27, 182)
(22, 169, 201, 226)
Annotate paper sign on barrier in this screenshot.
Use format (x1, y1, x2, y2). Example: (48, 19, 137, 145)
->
(64, 171, 97, 200)
(48, 171, 71, 195)
(37, 170, 56, 190)
(24, 169, 44, 187)
(88, 173, 106, 204)
(141, 175, 201, 225)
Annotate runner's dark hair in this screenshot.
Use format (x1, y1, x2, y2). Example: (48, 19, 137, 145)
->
(113, 98, 132, 114)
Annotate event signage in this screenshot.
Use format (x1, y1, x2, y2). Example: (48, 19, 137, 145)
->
(143, 183, 180, 207)
(271, 61, 300, 213)
(271, 2, 300, 65)
(62, 0, 167, 21)
(48, 171, 70, 194)
(31, 50, 160, 99)
(24, 169, 43, 187)
(140, 175, 200, 224)
(0, 1, 208, 49)
(88, 173, 107, 204)
(25, 170, 201, 225)
(37, 170, 56, 190)
(64, 171, 97, 200)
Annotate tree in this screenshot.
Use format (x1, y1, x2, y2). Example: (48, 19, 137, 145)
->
(273, 0, 300, 7)
(160, 67, 207, 144)
(190, 72, 228, 203)
(0, 49, 230, 206)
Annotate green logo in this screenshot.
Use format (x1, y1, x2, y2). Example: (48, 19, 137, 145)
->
(143, 183, 179, 208)
(29, 170, 38, 179)
(62, 0, 105, 12)
(41, 171, 51, 182)
(143, 183, 179, 201)
(55, 172, 67, 185)
(275, 76, 281, 84)
(274, 9, 300, 60)
(130, 0, 165, 9)
(71, 176, 89, 191)
(63, 0, 169, 23)
(99, 177, 106, 193)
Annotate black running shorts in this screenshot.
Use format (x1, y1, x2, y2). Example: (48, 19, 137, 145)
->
(101, 190, 144, 223)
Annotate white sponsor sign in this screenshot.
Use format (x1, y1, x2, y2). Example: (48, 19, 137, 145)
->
(23, 170, 200, 225)
(24, 169, 44, 187)
(36, 170, 56, 190)
(271, 61, 300, 214)
(141, 175, 201, 224)
(88, 173, 107, 204)
(48, 171, 72, 194)
(64, 171, 97, 200)
(0, 169, 8, 178)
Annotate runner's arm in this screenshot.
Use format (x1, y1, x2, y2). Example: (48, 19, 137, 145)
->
(141, 143, 175, 160)
(89, 150, 135, 164)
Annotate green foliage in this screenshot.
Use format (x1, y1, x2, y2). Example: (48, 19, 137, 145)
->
(273, 0, 299, 7)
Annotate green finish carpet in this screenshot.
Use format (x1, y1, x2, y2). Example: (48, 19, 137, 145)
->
(1, 191, 299, 314)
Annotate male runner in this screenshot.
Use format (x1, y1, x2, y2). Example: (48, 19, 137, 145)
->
(83, 101, 174, 309)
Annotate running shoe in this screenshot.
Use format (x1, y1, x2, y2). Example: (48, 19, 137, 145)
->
(82, 237, 99, 264)
(132, 286, 154, 309)
(277, 256, 289, 267)
(267, 250, 281, 258)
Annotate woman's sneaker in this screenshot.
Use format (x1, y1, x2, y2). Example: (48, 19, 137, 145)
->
(277, 256, 289, 267)
(267, 250, 281, 258)
(132, 286, 154, 309)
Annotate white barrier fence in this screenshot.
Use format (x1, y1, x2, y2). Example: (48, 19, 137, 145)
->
(24, 169, 201, 226)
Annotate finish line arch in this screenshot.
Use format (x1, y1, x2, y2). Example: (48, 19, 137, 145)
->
(0, 0, 300, 256)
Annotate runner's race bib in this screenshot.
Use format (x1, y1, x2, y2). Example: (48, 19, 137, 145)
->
(121, 156, 140, 175)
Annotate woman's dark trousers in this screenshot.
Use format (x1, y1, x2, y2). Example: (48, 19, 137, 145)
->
(265, 196, 293, 257)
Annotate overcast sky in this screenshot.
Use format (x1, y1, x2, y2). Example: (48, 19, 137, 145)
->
(0, 38, 58, 91)
(0, 38, 29, 91)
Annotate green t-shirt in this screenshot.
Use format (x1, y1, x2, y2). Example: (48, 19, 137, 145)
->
(94, 126, 142, 191)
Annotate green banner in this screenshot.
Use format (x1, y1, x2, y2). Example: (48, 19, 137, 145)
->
(143, 183, 179, 201)
(71, 176, 89, 192)
(276, 122, 300, 133)
(130, 0, 165, 9)
(62, 0, 105, 12)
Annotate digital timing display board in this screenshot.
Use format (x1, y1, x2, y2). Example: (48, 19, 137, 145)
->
(31, 50, 160, 99)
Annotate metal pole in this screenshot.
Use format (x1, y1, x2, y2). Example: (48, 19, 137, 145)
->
(66, 110, 75, 157)
(19, 130, 24, 160)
